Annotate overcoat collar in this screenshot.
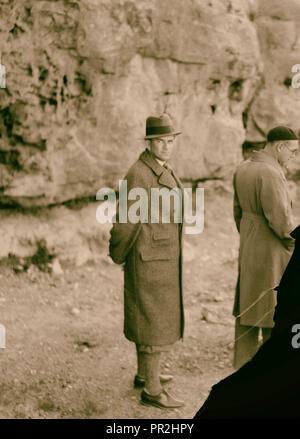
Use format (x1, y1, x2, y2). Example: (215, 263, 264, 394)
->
(250, 150, 286, 179)
(139, 149, 182, 190)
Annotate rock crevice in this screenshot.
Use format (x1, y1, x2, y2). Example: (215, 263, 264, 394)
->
(0, 0, 300, 262)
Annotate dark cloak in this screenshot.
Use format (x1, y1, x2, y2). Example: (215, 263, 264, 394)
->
(194, 225, 300, 419)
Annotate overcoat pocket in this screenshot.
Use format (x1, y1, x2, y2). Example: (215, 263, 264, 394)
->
(151, 231, 170, 248)
(140, 249, 174, 261)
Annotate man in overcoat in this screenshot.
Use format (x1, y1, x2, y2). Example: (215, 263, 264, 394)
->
(233, 125, 299, 369)
(109, 113, 185, 409)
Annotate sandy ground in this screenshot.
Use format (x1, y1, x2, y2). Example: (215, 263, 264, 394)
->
(0, 188, 298, 419)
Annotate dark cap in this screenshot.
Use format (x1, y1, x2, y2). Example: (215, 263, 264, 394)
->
(267, 125, 299, 142)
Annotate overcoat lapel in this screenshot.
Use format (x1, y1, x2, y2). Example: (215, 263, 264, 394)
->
(139, 149, 184, 227)
(139, 149, 180, 190)
(158, 170, 179, 189)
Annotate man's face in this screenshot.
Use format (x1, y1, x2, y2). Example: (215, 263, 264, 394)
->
(277, 140, 299, 166)
(149, 135, 176, 161)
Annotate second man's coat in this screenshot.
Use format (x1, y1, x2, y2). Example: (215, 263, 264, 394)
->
(233, 150, 295, 327)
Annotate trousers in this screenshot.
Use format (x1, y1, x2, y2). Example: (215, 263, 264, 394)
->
(233, 317, 272, 369)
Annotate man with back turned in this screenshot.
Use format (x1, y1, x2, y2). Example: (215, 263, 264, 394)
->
(233, 125, 299, 369)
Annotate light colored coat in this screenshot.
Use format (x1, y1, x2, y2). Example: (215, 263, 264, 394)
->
(109, 149, 184, 345)
(233, 150, 295, 327)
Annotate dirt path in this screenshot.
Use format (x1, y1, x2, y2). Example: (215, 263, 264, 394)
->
(1, 188, 296, 419)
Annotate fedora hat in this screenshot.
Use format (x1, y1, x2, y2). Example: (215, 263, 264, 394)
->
(144, 113, 182, 139)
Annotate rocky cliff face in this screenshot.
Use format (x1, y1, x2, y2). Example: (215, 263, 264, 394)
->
(0, 0, 300, 261)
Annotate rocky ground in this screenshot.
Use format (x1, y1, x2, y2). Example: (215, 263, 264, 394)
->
(0, 186, 299, 419)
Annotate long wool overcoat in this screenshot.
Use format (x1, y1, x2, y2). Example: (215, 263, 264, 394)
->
(109, 149, 184, 346)
(233, 150, 295, 327)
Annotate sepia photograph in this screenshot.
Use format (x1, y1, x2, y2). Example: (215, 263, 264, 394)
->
(1, 0, 300, 423)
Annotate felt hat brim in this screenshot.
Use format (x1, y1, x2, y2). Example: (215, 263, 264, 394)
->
(144, 130, 182, 140)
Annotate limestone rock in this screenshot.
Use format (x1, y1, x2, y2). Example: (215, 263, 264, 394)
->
(246, 0, 300, 150)
(0, 0, 298, 262)
(50, 258, 64, 277)
(0, 202, 111, 263)
(0, 0, 262, 206)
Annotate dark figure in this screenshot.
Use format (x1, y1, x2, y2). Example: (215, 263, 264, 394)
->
(194, 225, 300, 419)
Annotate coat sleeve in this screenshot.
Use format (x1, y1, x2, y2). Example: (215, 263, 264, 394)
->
(233, 172, 242, 233)
(108, 168, 145, 265)
(260, 170, 295, 249)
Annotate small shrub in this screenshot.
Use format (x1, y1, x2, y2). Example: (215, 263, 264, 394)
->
(0, 240, 55, 274)
(29, 239, 55, 272)
(38, 397, 56, 412)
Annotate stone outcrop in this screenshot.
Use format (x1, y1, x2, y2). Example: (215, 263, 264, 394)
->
(245, 0, 300, 173)
(0, 202, 112, 266)
(0, 0, 263, 207)
(0, 0, 299, 262)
